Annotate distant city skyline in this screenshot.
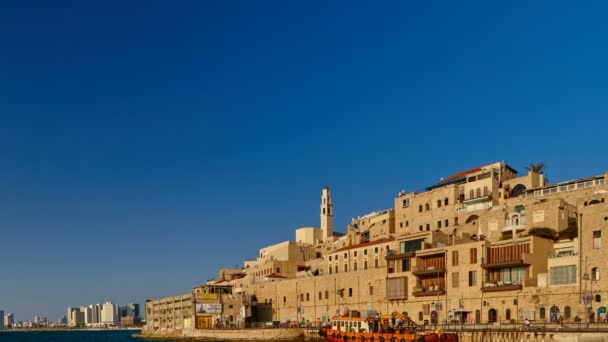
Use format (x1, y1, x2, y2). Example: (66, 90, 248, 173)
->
(2, 1, 608, 320)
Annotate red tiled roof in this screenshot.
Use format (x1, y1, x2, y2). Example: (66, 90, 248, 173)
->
(331, 238, 395, 254)
(265, 273, 287, 279)
(441, 163, 494, 183)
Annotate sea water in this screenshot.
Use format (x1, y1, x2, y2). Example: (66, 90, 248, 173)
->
(0, 330, 149, 342)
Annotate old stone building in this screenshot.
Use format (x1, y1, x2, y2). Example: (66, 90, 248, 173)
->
(145, 161, 608, 335)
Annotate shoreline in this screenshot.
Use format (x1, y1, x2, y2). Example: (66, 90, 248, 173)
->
(0, 327, 142, 332)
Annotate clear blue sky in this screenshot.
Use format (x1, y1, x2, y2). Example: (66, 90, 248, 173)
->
(1, 1, 607, 321)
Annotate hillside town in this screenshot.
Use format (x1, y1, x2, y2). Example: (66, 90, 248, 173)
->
(144, 162, 608, 335)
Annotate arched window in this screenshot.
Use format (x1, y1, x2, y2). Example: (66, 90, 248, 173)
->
(596, 294, 602, 303)
(511, 213, 520, 225)
(540, 307, 546, 320)
(550, 306, 559, 322)
(506, 309, 511, 320)
(488, 309, 497, 323)
(564, 306, 571, 319)
(511, 184, 527, 197)
(592, 267, 600, 281)
(418, 312, 423, 321)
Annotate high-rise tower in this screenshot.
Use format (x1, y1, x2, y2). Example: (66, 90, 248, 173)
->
(320, 187, 333, 239)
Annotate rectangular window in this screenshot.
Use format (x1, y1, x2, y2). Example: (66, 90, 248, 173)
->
(403, 198, 410, 207)
(444, 198, 449, 206)
(419, 205, 423, 212)
(452, 272, 459, 288)
(469, 271, 477, 287)
(401, 258, 410, 272)
(369, 285, 373, 295)
(344, 264, 348, 272)
(470, 248, 477, 264)
(325, 290, 329, 299)
(348, 288, 353, 297)
(437, 221, 442, 229)
(306, 293, 310, 301)
(594, 230, 601, 249)
(386, 276, 407, 300)
(388, 260, 395, 273)
(375, 247, 379, 253)
(364, 260, 368, 270)
(319, 291, 322, 300)
(445, 219, 449, 227)
(452, 251, 459, 266)
(419, 225, 423, 232)
(499, 266, 526, 284)
(354, 251, 357, 257)
(364, 249, 368, 255)
(437, 200, 441, 208)
(426, 224, 430, 231)
(329, 267, 332, 274)
(550, 265, 577, 285)
(335, 265, 338, 273)
(300, 294, 304, 301)
(329, 256, 332, 261)
(354, 262, 358, 271)
(400, 239, 424, 253)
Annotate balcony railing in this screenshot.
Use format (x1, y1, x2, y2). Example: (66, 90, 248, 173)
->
(412, 288, 447, 297)
(482, 259, 529, 269)
(463, 194, 492, 204)
(548, 250, 577, 258)
(503, 217, 527, 231)
(481, 283, 523, 292)
(523, 177, 605, 198)
(456, 202, 492, 213)
(385, 251, 416, 260)
(412, 266, 446, 276)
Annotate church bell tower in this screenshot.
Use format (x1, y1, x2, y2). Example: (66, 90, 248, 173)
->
(320, 187, 334, 239)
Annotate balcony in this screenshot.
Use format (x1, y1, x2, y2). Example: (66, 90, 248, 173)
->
(549, 250, 577, 258)
(456, 202, 492, 213)
(412, 266, 446, 276)
(524, 177, 605, 198)
(482, 259, 529, 269)
(386, 251, 416, 260)
(463, 194, 492, 205)
(412, 287, 446, 297)
(481, 282, 523, 292)
(502, 216, 527, 232)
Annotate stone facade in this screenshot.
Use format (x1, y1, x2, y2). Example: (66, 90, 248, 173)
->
(144, 162, 608, 337)
(145, 293, 193, 333)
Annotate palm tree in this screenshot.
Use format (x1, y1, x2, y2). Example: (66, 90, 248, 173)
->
(525, 162, 546, 174)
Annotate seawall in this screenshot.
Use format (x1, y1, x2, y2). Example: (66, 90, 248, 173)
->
(452, 331, 608, 342)
(136, 327, 306, 340)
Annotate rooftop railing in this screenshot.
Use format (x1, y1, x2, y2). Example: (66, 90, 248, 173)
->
(523, 177, 604, 198)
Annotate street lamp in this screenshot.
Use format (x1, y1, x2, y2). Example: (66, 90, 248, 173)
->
(583, 273, 591, 324)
